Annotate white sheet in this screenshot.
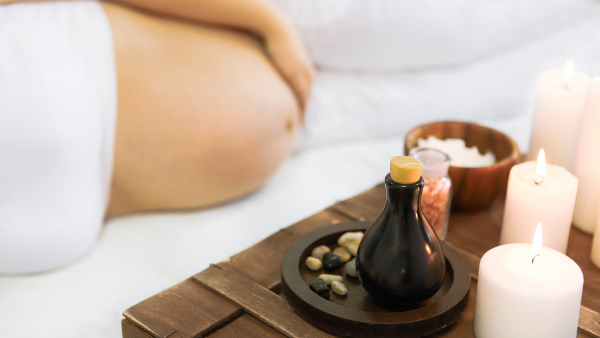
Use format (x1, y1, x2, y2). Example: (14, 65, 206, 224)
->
(265, 0, 598, 71)
(1, 3, 600, 338)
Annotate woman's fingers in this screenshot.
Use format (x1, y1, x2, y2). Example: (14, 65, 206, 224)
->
(292, 61, 314, 116)
(264, 27, 315, 122)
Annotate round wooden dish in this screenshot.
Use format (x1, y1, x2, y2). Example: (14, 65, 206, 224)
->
(404, 121, 520, 211)
(281, 221, 471, 338)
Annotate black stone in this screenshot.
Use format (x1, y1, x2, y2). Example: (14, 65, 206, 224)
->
(309, 277, 330, 299)
(322, 252, 342, 271)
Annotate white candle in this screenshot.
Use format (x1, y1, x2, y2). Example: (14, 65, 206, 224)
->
(527, 59, 590, 172)
(501, 150, 578, 253)
(475, 225, 584, 338)
(572, 77, 600, 234)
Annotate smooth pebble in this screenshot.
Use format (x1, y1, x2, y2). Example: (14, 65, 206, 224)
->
(309, 277, 330, 299)
(318, 274, 343, 285)
(331, 281, 348, 296)
(305, 257, 322, 271)
(311, 245, 330, 260)
(345, 243, 358, 256)
(332, 247, 351, 263)
(322, 252, 342, 271)
(337, 232, 363, 246)
(345, 258, 357, 278)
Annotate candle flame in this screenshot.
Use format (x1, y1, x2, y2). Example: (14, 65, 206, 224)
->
(564, 59, 575, 89)
(535, 149, 546, 184)
(531, 223, 543, 264)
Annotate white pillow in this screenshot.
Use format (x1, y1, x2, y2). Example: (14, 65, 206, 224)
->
(295, 15, 600, 149)
(265, 0, 598, 71)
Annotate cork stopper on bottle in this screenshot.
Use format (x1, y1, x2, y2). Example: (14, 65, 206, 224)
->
(390, 156, 423, 184)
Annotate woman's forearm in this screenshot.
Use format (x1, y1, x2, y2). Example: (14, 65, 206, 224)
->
(113, 0, 288, 40)
(0, 0, 289, 40)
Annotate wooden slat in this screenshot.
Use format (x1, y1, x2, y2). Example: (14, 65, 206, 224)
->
(286, 208, 352, 236)
(580, 306, 600, 338)
(122, 319, 155, 338)
(123, 278, 242, 338)
(583, 329, 599, 338)
(329, 184, 385, 222)
(330, 201, 374, 222)
(124, 208, 348, 338)
(205, 314, 287, 338)
(210, 209, 352, 291)
(445, 242, 481, 280)
(194, 266, 335, 338)
(445, 207, 503, 258)
(567, 227, 600, 312)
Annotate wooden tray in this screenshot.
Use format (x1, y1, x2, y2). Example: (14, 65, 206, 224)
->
(281, 221, 471, 338)
(122, 183, 600, 338)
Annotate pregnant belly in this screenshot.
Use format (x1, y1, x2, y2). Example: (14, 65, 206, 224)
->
(100, 2, 299, 216)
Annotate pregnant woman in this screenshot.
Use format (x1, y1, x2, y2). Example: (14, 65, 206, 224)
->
(0, 0, 313, 273)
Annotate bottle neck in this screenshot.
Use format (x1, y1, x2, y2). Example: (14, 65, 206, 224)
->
(384, 174, 423, 213)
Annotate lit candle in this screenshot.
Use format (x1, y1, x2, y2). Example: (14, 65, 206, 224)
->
(501, 149, 578, 253)
(475, 224, 584, 338)
(527, 59, 590, 172)
(572, 77, 600, 234)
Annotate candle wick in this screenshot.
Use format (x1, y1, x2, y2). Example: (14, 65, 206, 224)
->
(531, 254, 540, 264)
(534, 176, 545, 185)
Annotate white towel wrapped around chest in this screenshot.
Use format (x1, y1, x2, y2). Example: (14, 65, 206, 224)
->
(0, 1, 117, 273)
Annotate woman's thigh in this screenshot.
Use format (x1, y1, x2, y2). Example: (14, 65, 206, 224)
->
(101, 2, 299, 217)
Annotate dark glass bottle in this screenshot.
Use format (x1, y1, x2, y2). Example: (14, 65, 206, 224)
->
(356, 161, 446, 308)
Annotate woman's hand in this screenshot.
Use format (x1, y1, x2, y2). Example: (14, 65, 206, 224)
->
(263, 22, 315, 119)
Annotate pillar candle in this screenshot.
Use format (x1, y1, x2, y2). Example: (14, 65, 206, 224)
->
(527, 60, 590, 172)
(474, 231, 584, 338)
(572, 77, 600, 234)
(500, 150, 578, 253)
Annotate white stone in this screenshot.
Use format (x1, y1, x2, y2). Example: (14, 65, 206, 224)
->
(305, 257, 322, 271)
(337, 232, 363, 246)
(332, 247, 351, 263)
(345, 258, 357, 278)
(345, 243, 358, 256)
(331, 281, 348, 296)
(318, 274, 343, 285)
(311, 245, 330, 260)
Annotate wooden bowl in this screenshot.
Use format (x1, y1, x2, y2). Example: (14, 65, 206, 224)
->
(404, 121, 520, 211)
